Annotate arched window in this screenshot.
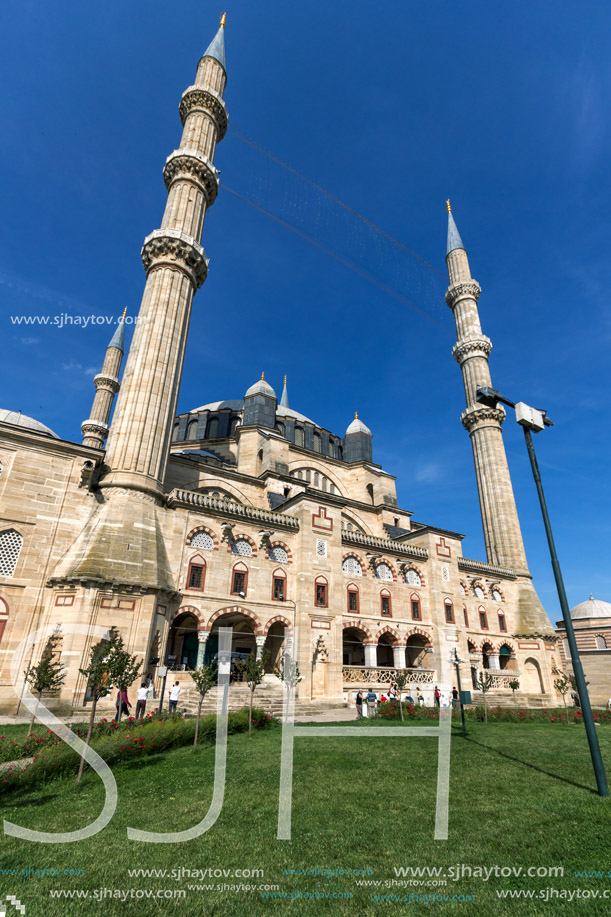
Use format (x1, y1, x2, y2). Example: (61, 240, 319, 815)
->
(460, 582, 467, 596)
(404, 568, 421, 586)
(269, 545, 288, 564)
(380, 589, 392, 617)
(563, 638, 570, 658)
(231, 562, 248, 596)
(0, 529, 23, 578)
(479, 606, 488, 630)
(444, 600, 454, 624)
(189, 531, 214, 550)
(229, 416, 239, 437)
(231, 539, 252, 557)
(0, 597, 8, 646)
(207, 417, 219, 439)
(187, 420, 199, 441)
(492, 588, 503, 603)
(474, 584, 485, 599)
(342, 556, 362, 576)
(347, 585, 359, 613)
(187, 557, 206, 591)
(313, 431, 321, 453)
(295, 427, 304, 447)
(410, 593, 421, 620)
(272, 568, 287, 602)
(596, 635, 607, 650)
(276, 421, 285, 436)
(498, 611, 507, 632)
(374, 562, 393, 581)
(314, 576, 328, 608)
(367, 483, 374, 504)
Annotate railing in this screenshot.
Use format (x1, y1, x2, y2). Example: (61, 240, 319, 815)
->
(479, 670, 520, 689)
(342, 530, 428, 560)
(343, 666, 435, 685)
(167, 489, 299, 531)
(458, 557, 516, 579)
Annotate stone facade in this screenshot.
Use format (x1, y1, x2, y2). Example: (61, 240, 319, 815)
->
(0, 20, 561, 715)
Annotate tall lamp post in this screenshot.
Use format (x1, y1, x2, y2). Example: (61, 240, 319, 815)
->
(476, 385, 608, 797)
(451, 648, 467, 735)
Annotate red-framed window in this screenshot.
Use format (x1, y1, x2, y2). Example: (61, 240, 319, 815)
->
(411, 593, 421, 620)
(498, 612, 507, 632)
(187, 559, 206, 591)
(347, 586, 359, 613)
(444, 600, 454, 624)
(479, 608, 488, 630)
(231, 563, 248, 596)
(315, 577, 328, 607)
(380, 591, 392, 617)
(273, 576, 286, 602)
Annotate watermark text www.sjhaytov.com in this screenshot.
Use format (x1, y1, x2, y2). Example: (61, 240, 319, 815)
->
(10, 314, 141, 329)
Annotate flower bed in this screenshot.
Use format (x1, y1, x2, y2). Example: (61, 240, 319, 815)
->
(0, 708, 275, 791)
(375, 699, 611, 725)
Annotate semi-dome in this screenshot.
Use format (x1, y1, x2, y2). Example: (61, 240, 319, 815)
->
(245, 373, 276, 400)
(346, 412, 371, 436)
(0, 409, 58, 438)
(570, 595, 611, 620)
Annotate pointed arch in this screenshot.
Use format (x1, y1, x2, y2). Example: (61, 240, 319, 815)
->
(206, 606, 263, 635)
(375, 625, 402, 646)
(343, 620, 374, 644)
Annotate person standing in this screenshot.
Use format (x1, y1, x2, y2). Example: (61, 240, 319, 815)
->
(135, 683, 149, 719)
(366, 689, 377, 718)
(434, 685, 441, 708)
(114, 687, 131, 722)
(355, 690, 363, 720)
(168, 681, 181, 713)
(417, 689, 424, 707)
(452, 686, 459, 709)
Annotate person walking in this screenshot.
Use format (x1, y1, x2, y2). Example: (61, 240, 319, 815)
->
(114, 687, 131, 722)
(434, 685, 441, 708)
(168, 681, 181, 713)
(355, 690, 363, 720)
(135, 682, 149, 720)
(366, 689, 377, 718)
(417, 689, 424, 707)
(452, 686, 459, 709)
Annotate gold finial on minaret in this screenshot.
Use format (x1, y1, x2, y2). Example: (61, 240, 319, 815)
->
(355, 411, 359, 419)
(261, 371, 265, 380)
(284, 374, 287, 385)
(220, 12, 226, 28)
(121, 307, 127, 320)
(446, 199, 452, 214)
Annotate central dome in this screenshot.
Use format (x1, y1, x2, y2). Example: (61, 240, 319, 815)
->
(0, 409, 58, 438)
(570, 595, 611, 620)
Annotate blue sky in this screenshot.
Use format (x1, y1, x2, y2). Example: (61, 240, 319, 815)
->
(1, 0, 610, 621)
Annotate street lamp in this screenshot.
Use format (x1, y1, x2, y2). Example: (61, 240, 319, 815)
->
(476, 385, 608, 797)
(450, 648, 467, 735)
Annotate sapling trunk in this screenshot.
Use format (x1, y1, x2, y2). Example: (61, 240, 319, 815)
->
(77, 697, 97, 785)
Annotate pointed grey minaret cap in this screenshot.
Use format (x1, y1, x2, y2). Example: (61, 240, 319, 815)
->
(108, 315, 126, 352)
(280, 375, 289, 408)
(446, 203, 465, 257)
(203, 17, 226, 71)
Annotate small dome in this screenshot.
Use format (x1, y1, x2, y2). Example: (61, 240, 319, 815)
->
(571, 595, 611, 620)
(346, 412, 371, 436)
(0, 409, 58, 438)
(245, 373, 276, 400)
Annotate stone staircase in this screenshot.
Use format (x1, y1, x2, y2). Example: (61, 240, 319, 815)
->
(177, 682, 346, 718)
(469, 691, 555, 709)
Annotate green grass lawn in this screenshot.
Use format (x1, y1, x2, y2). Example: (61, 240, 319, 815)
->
(1, 719, 610, 915)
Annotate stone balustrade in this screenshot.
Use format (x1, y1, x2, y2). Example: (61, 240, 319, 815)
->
(342, 529, 428, 560)
(342, 666, 435, 685)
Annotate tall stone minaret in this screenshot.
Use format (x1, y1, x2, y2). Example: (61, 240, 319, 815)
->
(102, 14, 228, 498)
(445, 201, 529, 576)
(81, 311, 126, 449)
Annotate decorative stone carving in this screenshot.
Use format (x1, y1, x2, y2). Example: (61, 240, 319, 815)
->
(80, 419, 109, 436)
(179, 85, 228, 139)
(163, 148, 220, 205)
(452, 335, 492, 365)
(93, 373, 121, 394)
(342, 666, 435, 685)
(461, 404, 506, 433)
(445, 280, 482, 308)
(141, 229, 209, 289)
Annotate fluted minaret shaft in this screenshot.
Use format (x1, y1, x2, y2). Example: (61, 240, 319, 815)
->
(445, 207, 528, 574)
(81, 318, 125, 448)
(102, 21, 228, 497)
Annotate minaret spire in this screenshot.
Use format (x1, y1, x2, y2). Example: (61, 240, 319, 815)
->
(81, 311, 127, 449)
(102, 18, 228, 496)
(280, 374, 289, 408)
(445, 203, 528, 574)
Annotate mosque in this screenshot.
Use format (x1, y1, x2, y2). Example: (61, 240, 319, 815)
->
(0, 16, 566, 713)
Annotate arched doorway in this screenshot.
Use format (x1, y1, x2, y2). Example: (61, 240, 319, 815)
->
(522, 657, 544, 694)
(377, 633, 395, 667)
(343, 627, 366, 666)
(205, 610, 258, 669)
(405, 634, 430, 668)
(481, 642, 494, 670)
(167, 612, 199, 670)
(264, 621, 288, 674)
(499, 644, 516, 671)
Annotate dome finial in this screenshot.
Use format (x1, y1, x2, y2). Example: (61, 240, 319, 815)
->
(446, 199, 452, 214)
(355, 411, 359, 419)
(261, 371, 265, 380)
(446, 202, 465, 257)
(590, 593, 594, 600)
(220, 12, 227, 28)
(280, 375, 289, 408)
(121, 306, 127, 320)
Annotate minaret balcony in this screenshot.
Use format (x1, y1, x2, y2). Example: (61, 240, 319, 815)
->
(93, 373, 120, 393)
(179, 85, 228, 139)
(452, 335, 492, 365)
(163, 149, 220, 205)
(445, 280, 482, 309)
(141, 229, 209, 289)
(81, 418, 109, 437)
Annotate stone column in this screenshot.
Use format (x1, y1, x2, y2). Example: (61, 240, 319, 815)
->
(488, 653, 501, 671)
(196, 631, 209, 668)
(364, 644, 378, 668)
(255, 635, 266, 662)
(393, 645, 407, 669)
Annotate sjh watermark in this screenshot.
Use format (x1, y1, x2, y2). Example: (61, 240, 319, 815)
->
(8, 626, 452, 845)
(10, 314, 143, 330)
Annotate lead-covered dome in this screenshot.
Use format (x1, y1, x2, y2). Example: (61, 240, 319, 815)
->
(570, 595, 611, 620)
(346, 412, 371, 436)
(245, 373, 276, 400)
(0, 409, 58, 438)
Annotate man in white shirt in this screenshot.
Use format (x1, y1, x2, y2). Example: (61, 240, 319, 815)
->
(135, 683, 150, 719)
(169, 681, 181, 713)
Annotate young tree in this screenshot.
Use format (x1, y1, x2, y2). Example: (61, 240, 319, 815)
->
(26, 631, 66, 733)
(77, 629, 119, 784)
(476, 672, 495, 723)
(393, 672, 409, 721)
(189, 662, 217, 748)
(508, 679, 520, 708)
(236, 651, 270, 736)
(275, 647, 302, 721)
(111, 638, 143, 723)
